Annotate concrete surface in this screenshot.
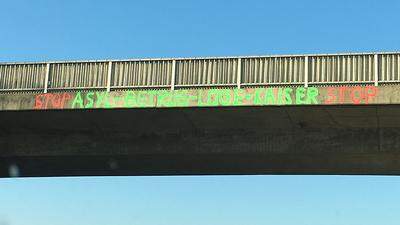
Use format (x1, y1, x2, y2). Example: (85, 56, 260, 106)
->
(1, 104, 400, 177)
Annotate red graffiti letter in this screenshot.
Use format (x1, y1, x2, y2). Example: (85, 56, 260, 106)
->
(338, 86, 347, 104)
(325, 87, 336, 104)
(350, 86, 363, 104)
(364, 86, 378, 104)
(34, 94, 44, 109)
(50, 94, 63, 108)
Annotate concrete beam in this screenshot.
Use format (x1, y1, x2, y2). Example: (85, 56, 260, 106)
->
(0, 84, 392, 111)
(1, 105, 400, 177)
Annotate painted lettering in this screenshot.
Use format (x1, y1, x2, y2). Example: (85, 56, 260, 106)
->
(265, 88, 275, 105)
(296, 87, 306, 104)
(306, 87, 319, 104)
(33, 85, 380, 110)
(325, 87, 336, 104)
(72, 92, 84, 108)
(35, 93, 72, 110)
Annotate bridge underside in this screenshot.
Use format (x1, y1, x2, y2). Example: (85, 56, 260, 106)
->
(2, 105, 400, 177)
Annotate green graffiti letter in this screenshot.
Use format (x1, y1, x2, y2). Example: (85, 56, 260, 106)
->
(306, 87, 319, 104)
(124, 91, 136, 107)
(218, 89, 233, 106)
(233, 89, 246, 106)
(296, 87, 306, 104)
(197, 90, 208, 106)
(174, 90, 191, 107)
(277, 88, 283, 105)
(204, 90, 219, 106)
(284, 88, 293, 105)
(96, 92, 108, 107)
(253, 88, 265, 105)
(72, 92, 84, 108)
(265, 88, 275, 105)
(136, 91, 154, 107)
(157, 91, 173, 107)
(85, 92, 94, 108)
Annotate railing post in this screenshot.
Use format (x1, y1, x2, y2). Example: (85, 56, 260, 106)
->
(237, 58, 241, 89)
(106, 61, 113, 92)
(44, 63, 50, 93)
(171, 60, 176, 90)
(304, 56, 309, 88)
(374, 54, 379, 86)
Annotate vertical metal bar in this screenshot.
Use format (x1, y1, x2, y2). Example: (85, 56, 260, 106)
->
(374, 54, 379, 86)
(44, 63, 50, 93)
(106, 61, 113, 92)
(237, 58, 241, 88)
(304, 56, 309, 88)
(171, 60, 176, 90)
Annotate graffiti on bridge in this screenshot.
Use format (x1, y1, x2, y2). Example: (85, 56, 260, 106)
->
(33, 86, 378, 110)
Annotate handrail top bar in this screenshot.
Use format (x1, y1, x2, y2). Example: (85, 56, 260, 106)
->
(0, 51, 399, 65)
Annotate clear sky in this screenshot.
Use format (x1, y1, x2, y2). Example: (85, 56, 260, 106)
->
(1, 0, 400, 224)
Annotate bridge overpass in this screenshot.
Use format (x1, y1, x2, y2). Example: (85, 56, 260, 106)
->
(2, 52, 400, 177)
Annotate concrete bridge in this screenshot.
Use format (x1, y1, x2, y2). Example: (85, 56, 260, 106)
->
(2, 52, 400, 177)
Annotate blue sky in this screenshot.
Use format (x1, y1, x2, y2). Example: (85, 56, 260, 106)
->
(1, 176, 400, 225)
(1, 0, 400, 224)
(1, 0, 400, 62)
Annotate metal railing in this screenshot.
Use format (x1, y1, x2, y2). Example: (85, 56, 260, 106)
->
(1, 52, 400, 92)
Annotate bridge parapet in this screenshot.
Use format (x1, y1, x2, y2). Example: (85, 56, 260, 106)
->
(1, 52, 400, 93)
(1, 53, 400, 111)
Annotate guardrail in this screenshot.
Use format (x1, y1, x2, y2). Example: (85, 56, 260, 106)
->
(1, 53, 399, 92)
